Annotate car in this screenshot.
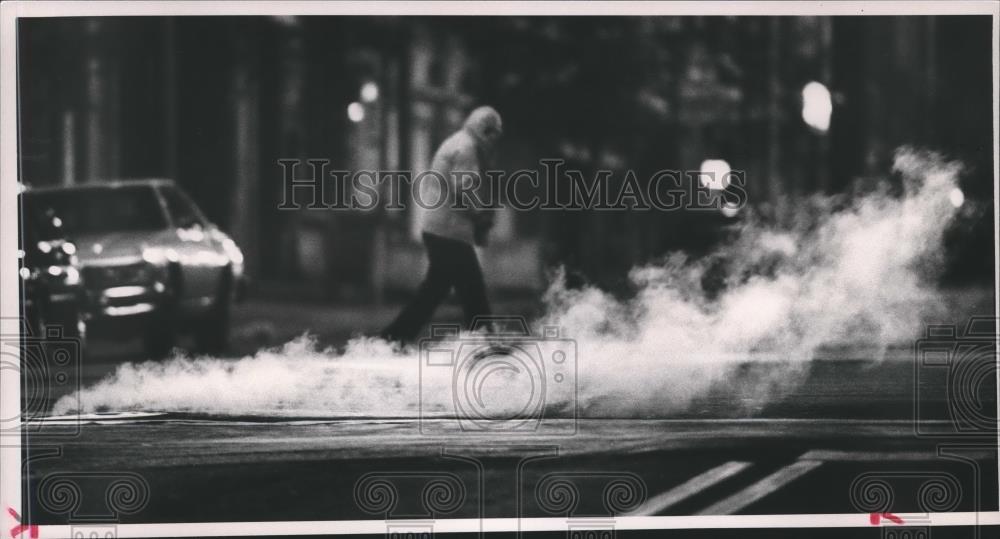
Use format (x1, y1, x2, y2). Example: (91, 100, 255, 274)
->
(19, 189, 86, 342)
(22, 179, 247, 357)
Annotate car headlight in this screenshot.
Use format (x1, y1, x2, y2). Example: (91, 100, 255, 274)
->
(64, 266, 80, 286)
(46, 265, 80, 285)
(142, 247, 179, 266)
(221, 237, 244, 266)
(142, 248, 164, 265)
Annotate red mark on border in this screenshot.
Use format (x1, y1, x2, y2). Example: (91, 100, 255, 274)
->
(7, 507, 38, 539)
(870, 512, 905, 525)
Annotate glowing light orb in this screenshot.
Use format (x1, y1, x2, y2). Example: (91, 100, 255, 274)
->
(360, 82, 379, 103)
(801, 81, 833, 133)
(699, 159, 732, 191)
(347, 102, 365, 123)
(720, 205, 740, 218)
(948, 187, 965, 208)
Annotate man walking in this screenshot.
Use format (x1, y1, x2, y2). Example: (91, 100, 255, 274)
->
(381, 106, 503, 344)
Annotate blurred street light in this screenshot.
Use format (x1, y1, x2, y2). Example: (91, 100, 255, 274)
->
(720, 205, 740, 218)
(360, 81, 379, 103)
(347, 102, 365, 123)
(801, 81, 832, 133)
(699, 159, 732, 190)
(949, 187, 965, 208)
(700, 159, 741, 218)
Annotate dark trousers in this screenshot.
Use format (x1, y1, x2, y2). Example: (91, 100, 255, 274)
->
(382, 232, 491, 343)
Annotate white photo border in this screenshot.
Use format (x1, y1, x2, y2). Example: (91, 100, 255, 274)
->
(1, 1, 997, 537)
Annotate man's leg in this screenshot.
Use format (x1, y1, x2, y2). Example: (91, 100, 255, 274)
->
(451, 240, 492, 331)
(381, 234, 455, 343)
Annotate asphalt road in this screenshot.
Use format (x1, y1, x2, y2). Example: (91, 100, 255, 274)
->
(15, 294, 999, 528)
(21, 353, 998, 524)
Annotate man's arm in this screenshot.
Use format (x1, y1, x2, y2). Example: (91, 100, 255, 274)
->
(442, 143, 489, 218)
(428, 137, 494, 245)
(454, 145, 498, 245)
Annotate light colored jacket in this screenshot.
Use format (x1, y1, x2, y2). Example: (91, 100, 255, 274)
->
(420, 109, 498, 244)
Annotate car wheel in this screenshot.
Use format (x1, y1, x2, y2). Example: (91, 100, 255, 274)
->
(50, 306, 87, 351)
(143, 319, 176, 359)
(25, 303, 44, 339)
(24, 282, 47, 338)
(144, 261, 183, 359)
(143, 298, 177, 360)
(195, 267, 232, 355)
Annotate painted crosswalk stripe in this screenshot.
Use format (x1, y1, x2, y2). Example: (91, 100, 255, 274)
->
(696, 458, 823, 515)
(625, 461, 752, 516)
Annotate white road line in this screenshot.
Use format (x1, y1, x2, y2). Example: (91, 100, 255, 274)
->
(697, 458, 823, 515)
(626, 461, 752, 516)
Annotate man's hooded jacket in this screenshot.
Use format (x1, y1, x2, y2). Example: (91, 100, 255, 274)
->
(419, 106, 501, 245)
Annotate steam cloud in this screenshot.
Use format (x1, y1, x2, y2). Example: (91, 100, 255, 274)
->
(52, 148, 966, 419)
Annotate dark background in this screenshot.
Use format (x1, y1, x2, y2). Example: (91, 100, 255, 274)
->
(17, 16, 996, 302)
(15, 17, 999, 531)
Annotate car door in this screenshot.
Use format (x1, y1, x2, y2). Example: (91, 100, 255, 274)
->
(156, 184, 227, 306)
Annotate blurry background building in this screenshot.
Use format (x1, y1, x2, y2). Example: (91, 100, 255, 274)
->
(17, 16, 995, 302)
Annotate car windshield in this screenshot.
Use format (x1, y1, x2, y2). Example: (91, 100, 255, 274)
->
(25, 185, 168, 238)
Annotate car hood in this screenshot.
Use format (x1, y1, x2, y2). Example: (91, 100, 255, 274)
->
(71, 230, 177, 265)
